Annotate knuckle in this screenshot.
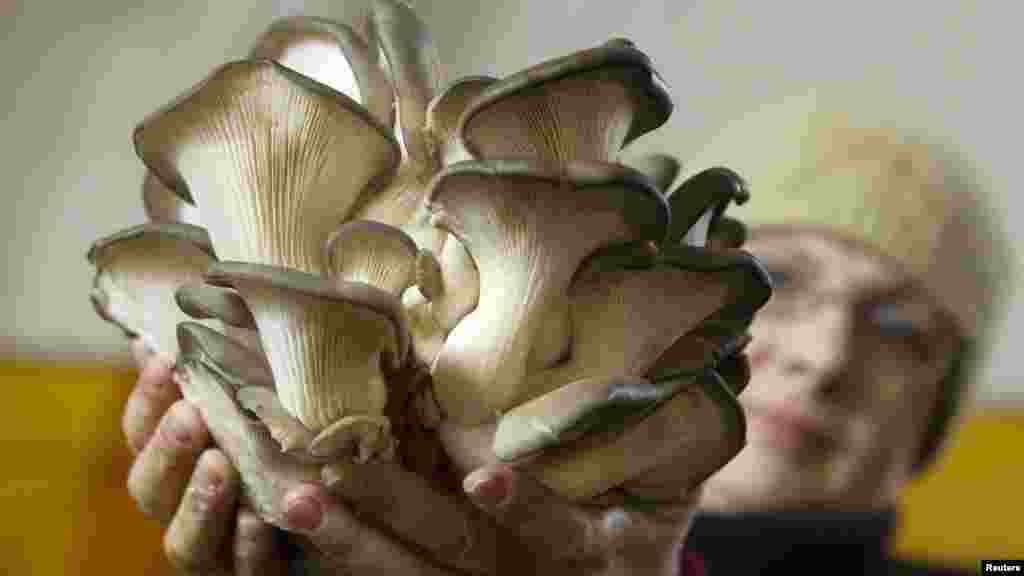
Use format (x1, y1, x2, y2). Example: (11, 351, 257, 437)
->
(126, 459, 160, 519)
(158, 401, 208, 452)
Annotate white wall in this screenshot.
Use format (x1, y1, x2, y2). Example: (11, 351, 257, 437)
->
(4, 1, 1020, 404)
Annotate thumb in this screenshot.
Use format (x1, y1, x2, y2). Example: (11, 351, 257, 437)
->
(279, 483, 456, 575)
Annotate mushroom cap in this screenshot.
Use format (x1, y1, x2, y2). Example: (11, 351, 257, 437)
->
(426, 75, 498, 164)
(177, 321, 275, 390)
(87, 223, 216, 359)
(665, 166, 751, 246)
(518, 368, 746, 502)
(326, 219, 419, 298)
(205, 261, 410, 370)
(426, 159, 670, 244)
(424, 159, 670, 424)
(133, 59, 401, 275)
(205, 261, 408, 432)
(457, 39, 672, 163)
(248, 15, 395, 130)
(175, 283, 257, 330)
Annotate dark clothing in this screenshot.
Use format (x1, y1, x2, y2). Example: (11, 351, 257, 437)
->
(680, 509, 973, 575)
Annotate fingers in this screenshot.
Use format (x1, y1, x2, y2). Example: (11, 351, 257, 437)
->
(281, 483, 455, 576)
(163, 449, 242, 574)
(320, 460, 521, 575)
(127, 400, 210, 522)
(233, 507, 287, 576)
(122, 353, 181, 454)
(462, 464, 602, 561)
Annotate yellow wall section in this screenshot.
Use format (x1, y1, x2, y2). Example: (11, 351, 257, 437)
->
(3, 361, 1020, 574)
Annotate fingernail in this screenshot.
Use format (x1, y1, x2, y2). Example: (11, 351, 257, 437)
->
(284, 492, 324, 533)
(463, 469, 509, 510)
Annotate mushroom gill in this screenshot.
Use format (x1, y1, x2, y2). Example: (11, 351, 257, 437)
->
(248, 15, 395, 131)
(87, 222, 217, 359)
(458, 39, 672, 163)
(426, 75, 498, 165)
(205, 261, 408, 462)
(133, 59, 401, 275)
(425, 159, 668, 425)
(326, 219, 419, 298)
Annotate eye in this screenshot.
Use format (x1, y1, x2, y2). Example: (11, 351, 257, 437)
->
(867, 303, 935, 359)
(869, 304, 917, 334)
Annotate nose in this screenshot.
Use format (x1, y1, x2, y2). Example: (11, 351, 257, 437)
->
(775, 301, 855, 395)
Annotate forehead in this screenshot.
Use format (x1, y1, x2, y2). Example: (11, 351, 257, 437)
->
(746, 226, 913, 295)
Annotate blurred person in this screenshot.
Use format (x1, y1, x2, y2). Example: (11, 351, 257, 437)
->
(679, 92, 1012, 575)
(119, 93, 1011, 575)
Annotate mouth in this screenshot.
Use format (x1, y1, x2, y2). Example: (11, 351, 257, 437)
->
(743, 402, 838, 453)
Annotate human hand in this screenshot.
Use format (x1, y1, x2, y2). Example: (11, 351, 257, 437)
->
(123, 341, 509, 575)
(124, 341, 706, 575)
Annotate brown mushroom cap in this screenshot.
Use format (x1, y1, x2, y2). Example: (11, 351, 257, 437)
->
(326, 219, 419, 298)
(133, 59, 401, 274)
(424, 159, 668, 425)
(458, 39, 672, 163)
(248, 15, 395, 130)
(87, 223, 216, 359)
(205, 261, 408, 433)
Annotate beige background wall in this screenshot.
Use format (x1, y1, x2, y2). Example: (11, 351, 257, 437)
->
(3, 0, 1020, 404)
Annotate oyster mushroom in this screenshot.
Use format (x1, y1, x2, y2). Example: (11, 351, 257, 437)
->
(141, 171, 201, 226)
(426, 75, 498, 165)
(458, 39, 672, 163)
(489, 243, 770, 500)
(426, 159, 669, 425)
(370, 0, 442, 166)
(133, 59, 401, 274)
(174, 322, 320, 525)
(87, 222, 216, 359)
(665, 167, 750, 247)
(204, 261, 409, 463)
(248, 15, 395, 130)
(326, 219, 419, 297)
(174, 283, 264, 353)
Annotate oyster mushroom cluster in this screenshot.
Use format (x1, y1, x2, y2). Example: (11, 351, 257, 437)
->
(88, 0, 771, 519)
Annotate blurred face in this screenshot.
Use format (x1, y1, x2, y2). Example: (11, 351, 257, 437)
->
(699, 226, 958, 513)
